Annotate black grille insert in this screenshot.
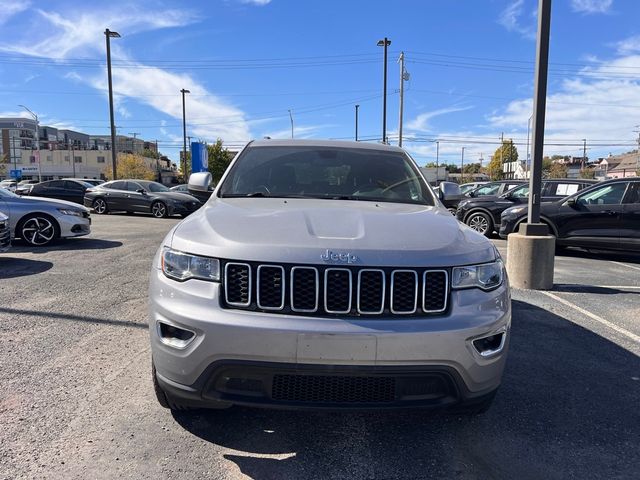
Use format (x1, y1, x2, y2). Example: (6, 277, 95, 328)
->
(324, 269, 352, 313)
(358, 270, 385, 313)
(423, 271, 448, 312)
(225, 263, 251, 306)
(257, 265, 284, 309)
(391, 270, 418, 313)
(291, 267, 318, 312)
(272, 374, 396, 403)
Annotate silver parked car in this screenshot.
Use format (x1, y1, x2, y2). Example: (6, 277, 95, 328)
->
(149, 139, 511, 413)
(0, 187, 91, 246)
(0, 211, 10, 252)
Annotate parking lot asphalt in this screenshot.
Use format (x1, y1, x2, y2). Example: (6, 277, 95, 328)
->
(1, 214, 639, 480)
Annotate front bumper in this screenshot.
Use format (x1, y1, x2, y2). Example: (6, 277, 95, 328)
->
(149, 267, 511, 409)
(499, 215, 521, 238)
(168, 201, 202, 216)
(58, 213, 91, 238)
(0, 224, 10, 252)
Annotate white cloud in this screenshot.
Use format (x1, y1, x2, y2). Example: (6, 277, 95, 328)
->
(262, 124, 333, 139)
(615, 35, 640, 55)
(405, 106, 474, 133)
(238, 0, 272, 5)
(1, 5, 253, 145)
(570, 0, 613, 14)
(0, 0, 30, 25)
(498, 0, 536, 40)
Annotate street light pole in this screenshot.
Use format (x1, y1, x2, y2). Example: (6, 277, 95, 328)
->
(355, 104, 359, 141)
(398, 51, 405, 147)
(582, 138, 587, 171)
(461, 147, 465, 184)
(105, 29, 120, 180)
(526, 114, 533, 178)
(435, 140, 440, 184)
(18, 104, 41, 182)
(180, 88, 190, 179)
(377, 37, 391, 143)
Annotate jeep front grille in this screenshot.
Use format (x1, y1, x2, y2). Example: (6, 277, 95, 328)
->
(222, 261, 449, 317)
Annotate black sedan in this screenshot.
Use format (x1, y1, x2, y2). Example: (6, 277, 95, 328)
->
(457, 179, 596, 237)
(84, 180, 202, 218)
(29, 179, 95, 205)
(499, 178, 640, 252)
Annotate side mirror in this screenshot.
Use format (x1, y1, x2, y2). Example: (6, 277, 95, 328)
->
(188, 172, 212, 192)
(467, 190, 476, 198)
(137, 188, 146, 194)
(439, 181, 462, 202)
(566, 197, 577, 207)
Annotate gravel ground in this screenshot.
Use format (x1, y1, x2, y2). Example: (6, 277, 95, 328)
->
(0, 214, 638, 479)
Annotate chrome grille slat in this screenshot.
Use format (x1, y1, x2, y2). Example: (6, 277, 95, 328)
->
(223, 262, 448, 316)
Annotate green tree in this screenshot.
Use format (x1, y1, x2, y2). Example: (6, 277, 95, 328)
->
(207, 138, 234, 184)
(141, 148, 159, 159)
(487, 140, 519, 180)
(579, 168, 595, 179)
(463, 162, 482, 174)
(444, 163, 460, 173)
(424, 162, 438, 168)
(547, 162, 568, 179)
(102, 153, 156, 181)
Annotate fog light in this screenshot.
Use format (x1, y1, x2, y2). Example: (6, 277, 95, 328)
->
(472, 332, 506, 357)
(157, 321, 195, 349)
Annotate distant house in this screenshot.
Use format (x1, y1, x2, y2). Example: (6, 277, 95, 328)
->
(596, 152, 639, 179)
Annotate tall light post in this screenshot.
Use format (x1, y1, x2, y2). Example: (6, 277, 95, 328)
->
(397, 52, 409, 147)
(18, 104, 41, 182)
(460, 147, 465, 184)
(355, 104, 360, 141)
(435, 140, 440, 184)
(526, 113, 533, 177)
(288, 109, 294, 138)
(104, 29, 120, 180)
(180, 88, 190, 179)
(377, 37, 391, 143)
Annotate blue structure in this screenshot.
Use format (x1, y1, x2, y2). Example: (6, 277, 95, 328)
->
(191, 142, 208, 173)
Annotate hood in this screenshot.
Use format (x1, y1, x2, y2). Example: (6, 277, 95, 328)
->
(22, 196, 90, 211)
(171, 198, 496, 267)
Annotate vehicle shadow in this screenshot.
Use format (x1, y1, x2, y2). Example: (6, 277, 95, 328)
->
(556, 247, 640, 264)
(0, 258, 53, 279)
(172, 300, 640, 479)
(0, 306, 148, 329)
(9, 238, 123, 253)
(553, 284, 640, 294)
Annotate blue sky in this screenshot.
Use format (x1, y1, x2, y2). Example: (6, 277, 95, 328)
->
(1, 0, 640, 165)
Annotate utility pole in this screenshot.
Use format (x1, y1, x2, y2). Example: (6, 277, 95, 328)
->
(397, 52, 408, 147)
(582, 139, 587, 171)
(71, 141, 76, 178)
(460, 147, 465, 184)
(129, 132, 139, 139)
(180, 88, 190, 179)
(435, 140, 440, 184)
(105, 29, 120, 180)
(355, 104, 359, 141)
(288, 109, 294, 138)
(377, 37, 391, 143)
(526, 114, 533, 177)
(18, 105, 41, 182)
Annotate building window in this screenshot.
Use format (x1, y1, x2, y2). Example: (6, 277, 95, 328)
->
(30, 156, 36, 163)
(46, 155, 53, 161)
(97, 156, 105, 163)
(64, 155, 70, 162)
(74, 156, 82, 163)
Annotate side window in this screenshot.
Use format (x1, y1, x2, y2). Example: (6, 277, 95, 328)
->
(577, 183, 628, 206)
(510, 185, 529, 198)
(622, 183, 640, 204)
(47, 180, 66, 189)
(64, 181, 84, 191)
(111, 181, 127, 190)
(126, 182, 143, 192)
(474, 184, 500, 196)
(506, 184, 521, 191)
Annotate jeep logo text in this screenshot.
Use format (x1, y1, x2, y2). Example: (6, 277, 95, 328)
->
(320, 249, 358, 264)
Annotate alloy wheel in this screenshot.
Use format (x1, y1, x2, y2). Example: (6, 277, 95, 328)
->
(468, 213, 489, 234)
(21, 217, 56, 246)
(93, 198, 107, 214)
(152, 202, 167, 218)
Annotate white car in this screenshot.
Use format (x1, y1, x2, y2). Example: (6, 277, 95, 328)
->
(0, 179, 18, 193)
(0, 211, 10, 252)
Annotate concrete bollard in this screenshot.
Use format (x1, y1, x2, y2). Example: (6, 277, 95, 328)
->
(506, 233, 555, 290)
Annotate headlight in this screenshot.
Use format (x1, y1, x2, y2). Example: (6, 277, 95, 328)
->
(57, 208, 84, 217)
(452, 260, 504, 291)
(161, 247, 220, 282)
(0, 221, 6, 229)
(504, 206, 526, 216)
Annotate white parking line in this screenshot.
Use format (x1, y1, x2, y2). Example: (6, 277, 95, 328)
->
(611, 261, 640, 272)
(541, 291, 640, 344)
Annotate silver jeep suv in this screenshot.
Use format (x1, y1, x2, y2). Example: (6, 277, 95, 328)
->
(149, 140, 510, 413)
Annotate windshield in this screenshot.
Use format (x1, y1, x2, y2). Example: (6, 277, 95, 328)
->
(218, 146, 434, 205)
(145, 182, 170, 193)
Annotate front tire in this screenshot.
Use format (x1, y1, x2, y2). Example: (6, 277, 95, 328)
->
(18, 214, 59, 246)
(92, 198, 108, 214)
(465, 211, 493, 237)
(151, 201, 168, 218)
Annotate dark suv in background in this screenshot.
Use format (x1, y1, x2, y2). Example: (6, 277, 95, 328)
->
(445, 180, 525, 214)
(500, 178, 640, 251)
(457, 179, 597, 236)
